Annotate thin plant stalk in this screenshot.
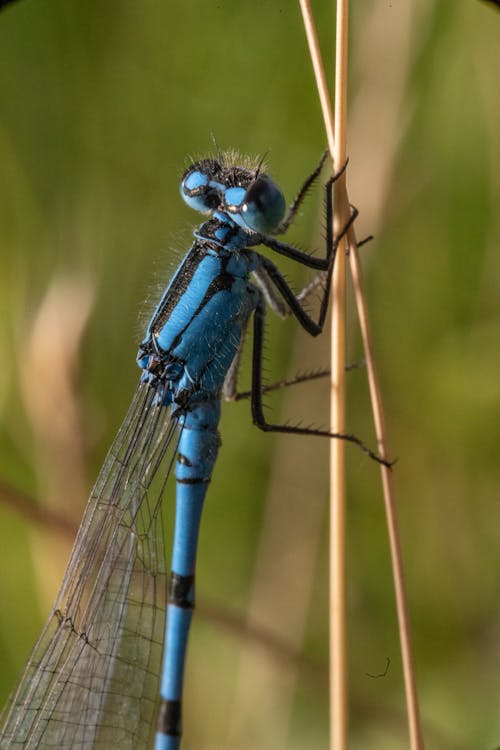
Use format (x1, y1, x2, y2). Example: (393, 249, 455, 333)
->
(329, 1, 351, 749)
(299, 1, 351, 747)
(348, 247, 425, 750)
(298, 1, 425, 749)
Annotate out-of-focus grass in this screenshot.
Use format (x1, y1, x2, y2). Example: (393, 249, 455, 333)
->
(0, 2, 498, 749)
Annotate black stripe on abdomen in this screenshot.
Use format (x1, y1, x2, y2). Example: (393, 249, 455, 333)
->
(168, 572, 194, 609)
(157, 698, 182, 737)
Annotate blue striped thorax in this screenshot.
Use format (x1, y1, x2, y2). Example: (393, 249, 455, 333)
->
(137, 154, 288, 408)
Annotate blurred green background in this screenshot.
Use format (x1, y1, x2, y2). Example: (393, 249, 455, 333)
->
(0, 1, 499, 748)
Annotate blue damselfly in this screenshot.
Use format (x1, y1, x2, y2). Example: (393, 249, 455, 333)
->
(0, 151, 386, 749)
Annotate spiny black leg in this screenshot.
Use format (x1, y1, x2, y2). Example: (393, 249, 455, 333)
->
(254, 222, 363, 324)
(277, 154, 350, 235)
(258, 235, 330, 271)
(358, 234, 374, 248)
(302, 168, 358, 331)
(277, 150, 329, 234)
(233, 360, 365, 402)
(259, 196, 357, 276)
(234, 369, 330, 401)
(250, 300, 393, 468)
(258, 206, 358, 338)
(259, 257, 322, 335)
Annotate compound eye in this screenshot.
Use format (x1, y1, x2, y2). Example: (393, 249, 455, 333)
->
(244, 176, 270, 208)
(241, 176, 286, 234)
(181, 170, 219, 213)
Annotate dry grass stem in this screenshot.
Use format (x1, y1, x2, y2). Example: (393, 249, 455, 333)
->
(298, 1, 425, 748)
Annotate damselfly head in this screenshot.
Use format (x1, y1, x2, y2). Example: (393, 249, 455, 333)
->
(180, 155, 286, 234)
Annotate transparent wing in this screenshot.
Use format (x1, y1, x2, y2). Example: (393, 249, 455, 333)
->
(0, 382, 179, 749)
